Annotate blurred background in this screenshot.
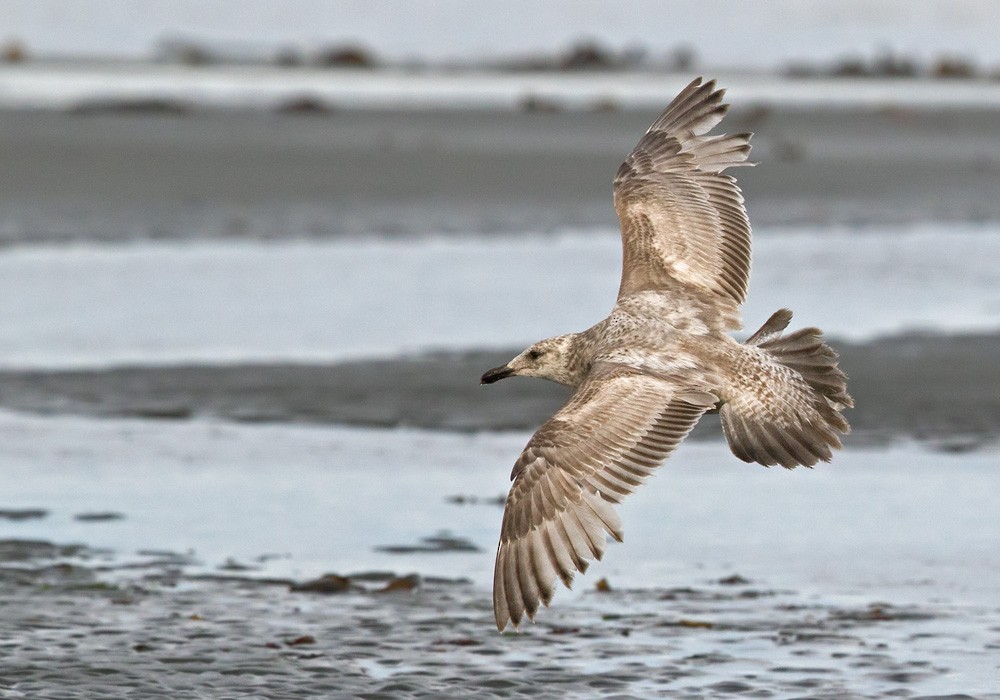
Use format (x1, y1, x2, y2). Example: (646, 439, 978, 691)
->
(4, 0, 1000, 70)
(2, 2, 1000, 696)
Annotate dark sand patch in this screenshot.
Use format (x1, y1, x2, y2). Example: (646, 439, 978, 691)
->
(1, 331, 997, 447)
(0, 538, 996, 699)
(375, 533, 482, 555)
(2, 106, 1000, 246)
(74, 511, 127, 522)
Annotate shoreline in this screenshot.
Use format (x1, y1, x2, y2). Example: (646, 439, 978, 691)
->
(1, 330, 996, 448)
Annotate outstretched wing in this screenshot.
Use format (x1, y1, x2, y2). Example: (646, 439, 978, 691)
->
(493, 364, 716, 631)
(614, 77, 753, 322)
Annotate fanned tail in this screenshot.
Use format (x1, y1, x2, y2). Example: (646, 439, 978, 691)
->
(721, 309, 853, 468)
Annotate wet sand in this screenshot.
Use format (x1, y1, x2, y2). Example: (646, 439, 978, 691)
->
(1, 540, 998, 699)
(2, 105, 1000, 246)
(1, 331, 997, 448)
(2, 409, 999, 697)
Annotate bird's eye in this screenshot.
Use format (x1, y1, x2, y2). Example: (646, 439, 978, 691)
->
(527, 349, 543, 360)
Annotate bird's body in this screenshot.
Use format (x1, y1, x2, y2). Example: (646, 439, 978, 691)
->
(481, 78, 853, 632)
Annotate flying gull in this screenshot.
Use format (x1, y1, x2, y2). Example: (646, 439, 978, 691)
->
(481, 77, 853, 632)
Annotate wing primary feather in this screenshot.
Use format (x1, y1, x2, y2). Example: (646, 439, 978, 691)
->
(503, 543, 526, 626)
(614, 78, 753, 310)
(516, 540, 541, 620)
(543, 521, 577, 587)
(564, 507, 603, 561)
(553, 515, 590, 574)
(528, 529, 557, 604)
(584, 489, 624, 543)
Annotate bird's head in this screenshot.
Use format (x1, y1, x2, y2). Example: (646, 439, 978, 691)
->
(480, 334, 580, 387)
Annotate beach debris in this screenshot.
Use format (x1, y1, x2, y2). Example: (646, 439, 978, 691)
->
(345, 570, 397, 582)
(290, 574, 354, 594)
(431, 637, 481, 647)
(658, 587, 711, 601)
(445, 494, 506, 507)
(718, 574, 751, 585)
(316, 45, 377, 69)
(829, 603, 936, 623)
(559, 40, 618, 70)
(254, 553, 290, 564)
(185, 572, 294, 587)
(519, 95, 563, 113)
(672, 619, 715, 629)
(375, 531, 481, 554)
(378, 574, 420, 593)
(131, 548, 200, 570)
(277, 96, 334, 115)
(74, 511, 125, 522)
(934, 56, 977, 79)
(217, 557, 258, 571)
(289, 571, 433, 595)
(0, 509, 48, 521)
(2, 39, 27, 63)
(785, 49, 984, 80)
(930, 435, 984, 454)
(594, 577, 612, 593)
(496, 39, 638, 72)
(285, 635, 316, 646)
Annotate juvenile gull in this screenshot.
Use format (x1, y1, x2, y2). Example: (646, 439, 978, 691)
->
(481, 78, 853, 632)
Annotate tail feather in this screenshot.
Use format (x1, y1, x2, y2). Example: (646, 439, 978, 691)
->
(756, 326, 854, 411)
(720, 310, 852, 469)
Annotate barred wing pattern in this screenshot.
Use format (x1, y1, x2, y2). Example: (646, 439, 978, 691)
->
(614, 78, 754, 322)
(493, 365, 716, 631)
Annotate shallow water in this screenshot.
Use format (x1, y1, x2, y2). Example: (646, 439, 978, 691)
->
(3, 411, 999, 595)
(1, 412, 998, 697)
(1, 225, 999, 369)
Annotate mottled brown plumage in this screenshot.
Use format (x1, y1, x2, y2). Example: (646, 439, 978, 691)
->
(481, 78, 853, 632)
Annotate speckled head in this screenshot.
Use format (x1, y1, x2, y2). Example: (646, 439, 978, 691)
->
(480, 334, 584, 387)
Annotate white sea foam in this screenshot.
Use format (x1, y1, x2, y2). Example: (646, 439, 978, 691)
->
(0, 223, 997, 370)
